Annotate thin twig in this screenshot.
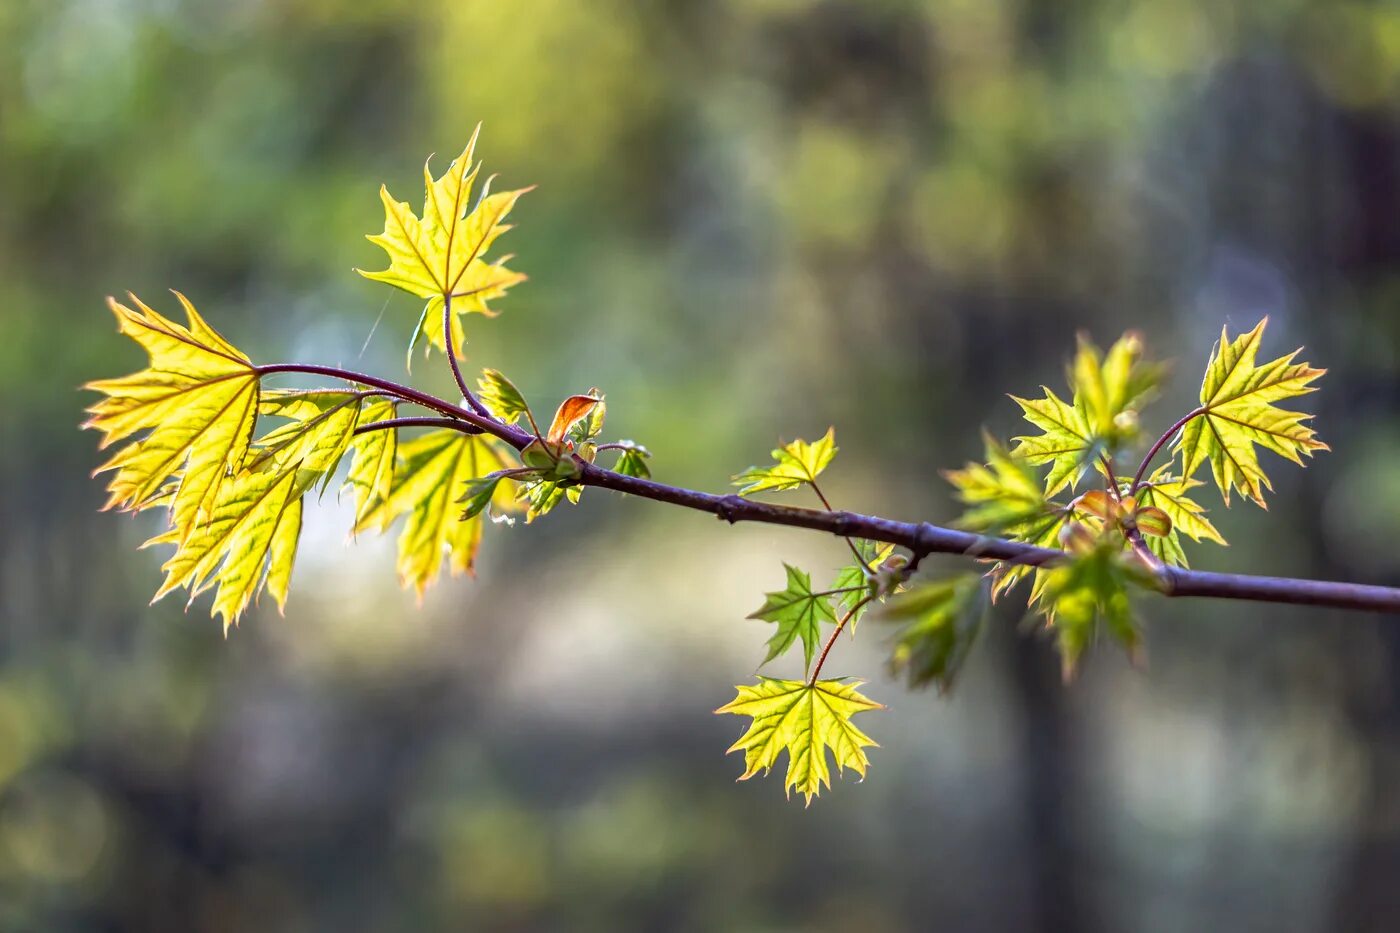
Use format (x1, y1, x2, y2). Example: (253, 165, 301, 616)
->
(809, 596, 873, 684)
(1130, 408, 1204, 494)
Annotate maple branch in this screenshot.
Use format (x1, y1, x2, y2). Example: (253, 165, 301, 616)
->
(257, 363, 1400, 614)
(575, 462, 1400, 614)
(1130, 408, 1205, 494)
(442, 294, 492, 419)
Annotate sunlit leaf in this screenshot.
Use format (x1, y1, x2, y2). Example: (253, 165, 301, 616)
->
(749, 565, 838, 671)
(733, 428, 837, 496)
(355, 429, 518, 595)
(1176, 318, 1327, 507)
(344, 398, 398, 524)
(829, 540, 896, 626)
(715, 677, 883, 805)
(1012, 332, 1163, 495)
(546, 394, 602, 445)
(146, 390, 364, 629)
(612, 442, 652, 478)
(1130, 467, 1227, 568)
(84, 293, 260, 538)
(880, 573, 985, 692)
(945, 434, 1070, 598)
(357, 126, 530, 356)
(478, 368, 532, 427)
(1031, 542, 1154, 680)
(1009, 388, 1100, 496)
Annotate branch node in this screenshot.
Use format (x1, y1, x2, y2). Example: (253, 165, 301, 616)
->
(716, 494, 746, 524)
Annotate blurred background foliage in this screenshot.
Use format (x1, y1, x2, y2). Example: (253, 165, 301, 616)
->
(2, 0, 1400, 929)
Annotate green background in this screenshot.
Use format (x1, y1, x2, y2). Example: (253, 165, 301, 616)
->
(2, 0, 1400, 929)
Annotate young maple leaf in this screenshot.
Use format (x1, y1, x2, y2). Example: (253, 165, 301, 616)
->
(733, 428, 837, 496)
(1175, 318, 1327, 507)
(1010, 333, 1162, 496)
(715, 678, 883, 805)
(84, 293, 260, 539)
(146, 391, 365, 629)
(879, 574, 985, 692)
(357, 124, 531, 357)
(1130, 466, 1227, 568)
(748, 565, 839, 672)
(353, 429, 519, 596)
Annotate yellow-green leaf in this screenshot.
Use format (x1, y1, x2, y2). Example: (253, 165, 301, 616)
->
(344, 398, 399, 524)
(146, 390, 363, 630)
(1176, 318, 1327, 507)
(1032, 543, 1151, 680)
(478, 368, 531, 427)
(354, 429, 518, 596)
(1009, 388, 1100, 496)
(880, 574, 985, 692)
(84, 293, 260, 538)
(1131, 467, 1227, 568)
(715, 678, 883, 805)
(733, 428, 837, 496)
(945, 434, 1069, 599)
(357, 127, 530, 356)
(748, 565, 839, 671)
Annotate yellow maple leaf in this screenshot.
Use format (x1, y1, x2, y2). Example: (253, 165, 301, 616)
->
(1176, 318, 1327, 507)
(357, 125, 531, 356)
(353, 429, 519, 596)
(146, 391, 364, 630)
(715, 677, 883, 805)
(84, 292, 260, 539)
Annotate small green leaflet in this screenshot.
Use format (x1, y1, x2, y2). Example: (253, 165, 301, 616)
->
(610, 441, 652, 478)
(733, 428, 837, 496)
(715, 677, 883, 806)
(1176, 318, 1327, 507)
(880, 573, 986, 692)
(460, 473, 507, 520)
(749, 564, 839, 671)
(478, 368, 531, 427)
(829, 539, 896, 629)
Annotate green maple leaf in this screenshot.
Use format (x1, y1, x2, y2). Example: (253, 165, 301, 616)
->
(1011, 333, 1163, 496)
(829, 540, 896, 629)
(357, 125, 530, 357)
(1131, 466, 1227, 568)
(477, 368, 532, 427)
(733, 428, 837, 496)
(880, 573, 985, 692)
(354, 429, 519, 596)
(944, 434, 1069, 598)
(145, 390, 364, 629)
(715, 677, 883, 805)
(1032, 542, 1153, 680)
(1176, 318, 1327, 507)
(611, 441, 652, 478)
(749, 565, 839, 671)
(84, 293, 260, 538)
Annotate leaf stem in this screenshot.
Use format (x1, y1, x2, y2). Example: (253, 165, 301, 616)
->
(352, 416, 482, 437)
(809, 596, 873, 685)
(442, 294, 492, 419)
(810, 478, 875, 574)
(1130, 408, 1205, 494)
